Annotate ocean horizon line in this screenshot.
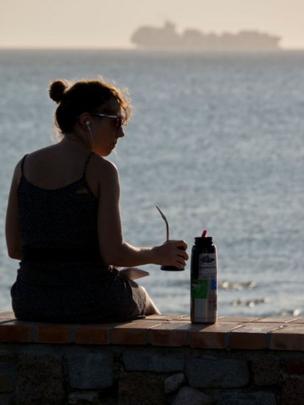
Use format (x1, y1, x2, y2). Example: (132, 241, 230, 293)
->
(1, 46, 304, 53)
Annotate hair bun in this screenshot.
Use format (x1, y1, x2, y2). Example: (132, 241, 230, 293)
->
(49, 80, 68, 103)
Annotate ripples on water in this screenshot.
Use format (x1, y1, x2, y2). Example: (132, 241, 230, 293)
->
(0, 50, 304, 316)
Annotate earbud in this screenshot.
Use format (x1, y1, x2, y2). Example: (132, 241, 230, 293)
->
(85, 121, 94, 142)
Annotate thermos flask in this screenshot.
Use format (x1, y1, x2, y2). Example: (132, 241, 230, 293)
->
(190, 230, 218, 324)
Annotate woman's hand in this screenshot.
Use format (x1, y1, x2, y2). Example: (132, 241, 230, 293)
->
(152, 240, 189, 269)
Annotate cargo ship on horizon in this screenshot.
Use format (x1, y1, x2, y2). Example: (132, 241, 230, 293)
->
(131, 21, 282, 52)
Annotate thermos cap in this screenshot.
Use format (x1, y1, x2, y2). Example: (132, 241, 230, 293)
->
(194, 236, 214, 251)
(195, 236, 213, 244)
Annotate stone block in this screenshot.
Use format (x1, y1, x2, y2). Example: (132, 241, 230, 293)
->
(149, 322, 190, 347)
(270, 324, 304, 351)
(123, 348, 184, 372)
(217, 391, 277, 405)
(250, 355, 282, 385)
(0, 322, 32, 343)
(283, 358, 304, 375)
(0, 374, 13, 394)
(172, 386, 213, 405)
(68, 390, 116, 405)
(281, 376, 304, 405)
(0, 362, 16, 393)
(110, 320, 160, 345)
(0, 393, 14, 405)
(186, 355, 249, 388)
(190, 322, 241, 349)
(18, 343, 65, 357)
(118, 372, 166, 405)
(68, 391, 100, 405)
(15, 352, 65, 405)
(0, 349, 17, 362)
(66, 351, 113, 389)
(36, 324, 71, 344)
(229, 323, 282, 350)
(75, 325, 109, 345)
(164, 373, 185, 394)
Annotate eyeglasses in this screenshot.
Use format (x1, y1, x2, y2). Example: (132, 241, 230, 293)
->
(91, 113, 124, 129)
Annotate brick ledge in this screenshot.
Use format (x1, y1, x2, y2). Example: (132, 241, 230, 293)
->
(1, 311, 304, 351)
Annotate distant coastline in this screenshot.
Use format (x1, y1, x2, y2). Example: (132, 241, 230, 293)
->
(131, 21, 282, 52)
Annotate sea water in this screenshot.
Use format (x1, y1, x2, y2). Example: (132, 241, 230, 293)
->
(0, 49, 304, 316)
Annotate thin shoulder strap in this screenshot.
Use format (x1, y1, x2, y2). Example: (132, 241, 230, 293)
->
(20, 154, 28, 176)
(82, 152, 93, 179)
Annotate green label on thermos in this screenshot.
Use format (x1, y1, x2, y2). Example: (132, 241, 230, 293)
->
(192, 280, 208, 299)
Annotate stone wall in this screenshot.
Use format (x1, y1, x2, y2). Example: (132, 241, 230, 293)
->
(1, 343, 304, 404)
(2, 312, 304, 404)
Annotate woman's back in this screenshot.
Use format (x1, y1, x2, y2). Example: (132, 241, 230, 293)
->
(11, 142, 147, 323)
(20, 141, 100, 195)
(19, 143, 100, 253)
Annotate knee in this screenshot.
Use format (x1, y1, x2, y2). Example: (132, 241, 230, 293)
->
(138, 286, 150, 311)
(138, 286, 148, 304)
(139, 286, 147, 294)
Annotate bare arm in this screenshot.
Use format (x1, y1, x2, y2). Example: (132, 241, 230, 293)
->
(5, 160, 23, 260)
(96, 158, 189, 268)
(97, 159, 157, 267)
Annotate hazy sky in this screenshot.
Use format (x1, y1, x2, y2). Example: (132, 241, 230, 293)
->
(1, 0, 304, 49)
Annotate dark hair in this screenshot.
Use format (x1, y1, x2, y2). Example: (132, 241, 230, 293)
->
(49, 78, 132, 135)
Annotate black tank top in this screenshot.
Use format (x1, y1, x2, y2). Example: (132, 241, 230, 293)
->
(18, 151, 106, 266)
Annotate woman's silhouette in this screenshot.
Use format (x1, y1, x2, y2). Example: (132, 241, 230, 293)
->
(5, 78, 188, 323)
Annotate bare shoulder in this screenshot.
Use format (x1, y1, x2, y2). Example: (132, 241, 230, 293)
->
(12, 158, 23, 186)
(11, 152, 32, 186)
(11, 145, 57, 183)
(25, 145, 59, 161)
(90, 154, 119, 179)
(88, 154, 120, 199)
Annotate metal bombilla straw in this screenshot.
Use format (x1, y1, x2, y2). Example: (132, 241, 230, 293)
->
(155, 205, 169, 241)
(155, 205, 184, 271)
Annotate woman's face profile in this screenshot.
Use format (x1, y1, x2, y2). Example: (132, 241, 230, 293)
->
(78, 99, 126, 156)
(92, 114, 125, 156)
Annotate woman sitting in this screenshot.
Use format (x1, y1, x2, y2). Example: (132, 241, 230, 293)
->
(5, 78, 188, 323)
